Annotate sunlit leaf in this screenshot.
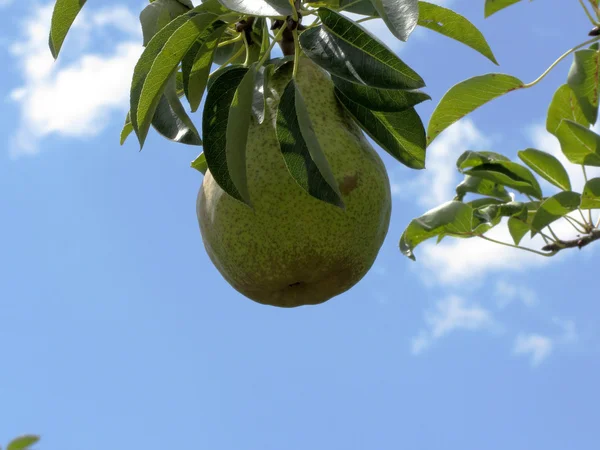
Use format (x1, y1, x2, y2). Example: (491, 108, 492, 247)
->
(555, 119, 600, 166)
(546, 84, 590, 135)
(581, 177, 600, 209)
(567, 49, 600, 125)
(531, 191, 582, 236)
(518, 148, 571, 191)
(49, 0, 87, 58)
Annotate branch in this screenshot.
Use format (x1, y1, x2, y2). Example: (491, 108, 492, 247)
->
(541, 229, 600, 252)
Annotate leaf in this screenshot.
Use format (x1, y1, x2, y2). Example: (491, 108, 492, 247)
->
(555, 119, 600, 166)
(531, 191, 582, 236)
(335, 88, 426, 169)
(120, 112, 134, 145)
(202, 66, 250, 203)
(567, 49, 600, 125)
(49, 0, 87, 58)
(7, 436, 40, 450)
(140, 0, 188, 46)
(518, 148, 571, 191)
(299, 8, 425, 89)
(332, 75, 430, 112)
(217, 0, 293, 16)
(400, 201, 474, 260)
(252, 64, 273, 124)
(546, 84, 590, 135)
(277, 79, 344, 208)
(507, 201, 540, 244)
(151, 74, 202, 145)
(456, 150, 510, 170)
(191, 152, 208, 174)
(455, 175, 512, 202)
(427, 74, 523, 144)
(484, 0, 523, 17)
(182, 24, 227, 112)
(339, 0, 378, 15)
(418, 2, 498, 64)
(370, 0, 419, 42)
(131, 10, 225, 147)
(581, 177, 600, 209)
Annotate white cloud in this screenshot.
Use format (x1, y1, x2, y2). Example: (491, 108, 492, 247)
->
(391, 119, 489, 207)
(494, 280, 537, 308)
(411, 295, 496, 354)
(8, 3, 142, 157)
(513, 333, 553, 366)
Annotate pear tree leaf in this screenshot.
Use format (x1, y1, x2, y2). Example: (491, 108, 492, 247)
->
(456, 150, 511, 170)
(531, 191, 582, 236)
(182, 23, 227, 112)
(7, 436, 40, 450)
(140, 0, 189, 46)
(49, 0, 87, 59)
(484, 0, 523, 17)
(217, 0, 293, 16)
(335, 88, 426, 169)
(518, 148, 571, 191)
(331, 75, 430, 112)
(299, 8, 425, 89)
(370, 0, 419, 42)
(202, 66, 250, 203)
(465, 163, 543, 199)
(418, 2, 498, 64)
(507, 201, 541, 245)
(581, 177, 600, 209)
(338, 0, 378, 15)
(191, 152, 208, 174)
(252, 64, 273, 124)
(120, 112, 134, 145)
(555, 119, 600, 166)
(427, 74, 523, 144)
(277, 79, 344, 208)
(567, 49, 600, 125)
(455, 175, 512, 202)
(400, 201, 474, 261)
(546, 84, 590, 135)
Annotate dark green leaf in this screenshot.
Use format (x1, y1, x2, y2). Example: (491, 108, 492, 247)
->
(465, 163, 543, 199)
(7, 436, 40, 450)
(277, 79, 344, 208)
(466, 197, 506, 209)
(182, 23, 227, 112)
(252, 64, 273, 124)
(339, 0, 378, 15)
(191, 152, 208, 174)
(474, 201, 527, 223)
(456, 150, 511, 170)
(555, 119, 600, 166)
(371, 0, 419, 42)
(400, 201, 474, 260)
(567, 49, 600, 125)
(508, 215, 532, 245)
(531, 191, 582, 236)
(49, 0, 87, 58)
(299, 8, 425, 89)
(484, 0, 523, 17)
(202, 66, 250, 203)
(581, 177, 600, 209)
(418, 1, 498, 64)
(335, 88, 426, 169)
(455, 175, 512, 202)
(546, 84, 590, 135)
(518, 148, 571, 191)
(140, 0, 188, 46)
(332, 75, 430, 112)
(217, 0, 292, 16)
(427, 74, 523, 144)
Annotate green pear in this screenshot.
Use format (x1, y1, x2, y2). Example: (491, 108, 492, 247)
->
(197, 59, 392, 307)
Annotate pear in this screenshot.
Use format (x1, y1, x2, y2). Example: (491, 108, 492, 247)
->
(197, 59, 391, 307)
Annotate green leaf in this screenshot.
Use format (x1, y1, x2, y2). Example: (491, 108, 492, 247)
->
(455, 175, 512, 202)
(518, 148, 571, 191)
(191, 152, 208, 174)
(131, 10, 226, 147)
(371, 0, 419, 42)
(299, 8, 425, 89)
(546, 84, 590, 135)
(120, 112, 134, 145)
(427, 74, 523, 144)
(400, 201, 474, 260)
(555, 119, 600, 166)
(531, 191, 582, 236)
(182, 24, 227, 112)
(217, 0, 293, 16)
(507, 201, 540, 244)
(418, 1, 498, 64)
(567, 49, 600, 125)
(332, 75, 430, 112)
(202, 66, 250, 203)
(140, 0, 188, 46)
(456, 150, 511, 169)
(339, 0, 378, 15)
(335, 88, 426, 169)
(581, 177, 600, 209)
(252, 64, 273, 124)
(466, 197, 506, 209)
(484, 0, 523, 17)
(277, 79, 344, 208)
(7, 436, 40, 450)
(49, 0, 87, 59)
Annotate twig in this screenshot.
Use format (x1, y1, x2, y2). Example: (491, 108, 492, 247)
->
(541, 229, 600, 252)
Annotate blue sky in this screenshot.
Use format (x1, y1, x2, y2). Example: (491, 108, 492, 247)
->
(1, 1, 599, 449)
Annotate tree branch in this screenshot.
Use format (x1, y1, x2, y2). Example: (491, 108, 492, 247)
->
(541, 229, 600, 252)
